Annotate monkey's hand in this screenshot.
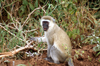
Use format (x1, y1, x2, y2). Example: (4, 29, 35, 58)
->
(30, 37, 36, 41)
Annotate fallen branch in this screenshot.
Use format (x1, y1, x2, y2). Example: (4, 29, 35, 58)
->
(0, 41, 35, 58)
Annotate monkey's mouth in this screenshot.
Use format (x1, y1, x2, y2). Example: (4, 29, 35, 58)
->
(43, 28, 48, 31)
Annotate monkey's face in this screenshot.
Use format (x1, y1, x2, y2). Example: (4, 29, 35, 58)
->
(42, 21, 49, 31)
(40, 16, 55, 32)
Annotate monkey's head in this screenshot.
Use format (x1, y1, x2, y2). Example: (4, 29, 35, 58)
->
(40, 16, 55, 31)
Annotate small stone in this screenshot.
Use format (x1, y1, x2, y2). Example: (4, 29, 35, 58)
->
(94, 63, 97, 66)
(80, 61, 83, 64)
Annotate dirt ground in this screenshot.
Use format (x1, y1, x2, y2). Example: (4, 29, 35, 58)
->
(0, 44, 100, 66)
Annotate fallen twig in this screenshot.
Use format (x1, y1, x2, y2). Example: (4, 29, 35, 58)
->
(0, 41, 35, 58)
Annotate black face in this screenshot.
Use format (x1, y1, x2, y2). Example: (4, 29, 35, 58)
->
(42, 21, 49, 31)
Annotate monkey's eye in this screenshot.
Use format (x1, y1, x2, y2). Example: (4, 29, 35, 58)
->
(42, 21, 49, 25)
(43, 21, 49, 23)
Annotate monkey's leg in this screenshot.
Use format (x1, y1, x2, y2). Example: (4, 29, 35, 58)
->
(68, 58, 74, 66)
(50, 46, 74, 65)
(47, 44, 52, 57)
(44, 44, 53, 62)
(50, 46, 63, 64)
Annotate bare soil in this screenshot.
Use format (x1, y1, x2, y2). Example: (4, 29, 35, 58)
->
(0, 44, 100, 66)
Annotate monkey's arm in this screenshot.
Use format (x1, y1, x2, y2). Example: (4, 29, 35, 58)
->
(30, 37, 46, 42)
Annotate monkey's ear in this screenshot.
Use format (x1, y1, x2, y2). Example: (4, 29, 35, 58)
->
(52, 18, 55, 23)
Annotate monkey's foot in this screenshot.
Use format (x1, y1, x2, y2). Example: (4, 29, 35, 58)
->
(68, 58, 74, 66)
(44, 57, 54, 63)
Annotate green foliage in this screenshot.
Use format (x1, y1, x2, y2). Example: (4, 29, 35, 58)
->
(93, 44, 100, 52)
(93, 44, 100, 57)
(0, 0, 100, 59)
(96, 52, 100, 57)
(17, 64, 27, 66)
(94, 11, 100, 19)
(88, 56, 92, 61)
(67, 29, 80, 39)
(99, 59, 100, 62)
(89, 0, 100, 9)
(74, 50, 84, 59)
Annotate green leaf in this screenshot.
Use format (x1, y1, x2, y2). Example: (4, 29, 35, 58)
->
(93, 44, 100, 52)
(81, 35, 84, 41)
(17, 64, 27, 66)
(69, 10, 74, 15)
(82, 51, 84, 53)
(4, 60, 10, 63)
(29, 3, 34, 10)
(65, 47, 67, 49)
(22, 0, 28, 6)
(35, 0, 38, 7)
(99, 59, 100, 62)
(0, 2, 1, 7)
(96, 52, 100, 57)
(19, 6, 26, 16)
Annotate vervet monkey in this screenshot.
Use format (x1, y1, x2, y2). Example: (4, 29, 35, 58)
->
(30, 16, 74, 66)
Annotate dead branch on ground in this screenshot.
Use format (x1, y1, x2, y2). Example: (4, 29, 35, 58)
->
(0, 41, 35, 58)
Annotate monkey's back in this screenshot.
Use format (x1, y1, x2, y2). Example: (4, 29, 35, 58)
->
(53, 24, 72, 57)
